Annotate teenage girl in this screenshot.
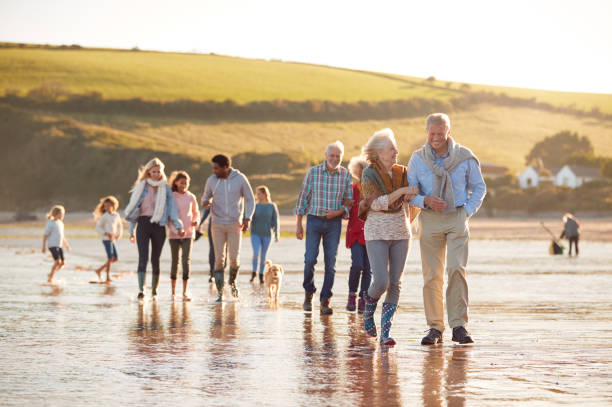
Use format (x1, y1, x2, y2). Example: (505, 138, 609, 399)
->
(168, 170, 200, 301)
(250, 186, 279, 283)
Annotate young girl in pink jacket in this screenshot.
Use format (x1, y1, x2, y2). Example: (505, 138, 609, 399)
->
(168, 171, 200, 301)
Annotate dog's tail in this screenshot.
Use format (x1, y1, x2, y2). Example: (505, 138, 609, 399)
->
(265, 260, 272, 266)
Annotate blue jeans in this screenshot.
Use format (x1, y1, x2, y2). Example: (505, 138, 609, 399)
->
(251, 234, 271, 274)
(303, 215, 341, 300)
(348, 242, 371, 296)
(103, 240, 118, 259)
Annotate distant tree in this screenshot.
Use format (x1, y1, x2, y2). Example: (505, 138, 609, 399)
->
(601, 159, 612, 179)
(459, 83, 471, 91)
(565, 152, 599, 167)
(525, 131, 593, 168)
(426, 76, 436, 82)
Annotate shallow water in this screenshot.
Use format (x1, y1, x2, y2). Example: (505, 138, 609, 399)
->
(1, 236, 611, 406)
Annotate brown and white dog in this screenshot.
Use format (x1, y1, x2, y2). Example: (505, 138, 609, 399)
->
(264, 260, 283, 303)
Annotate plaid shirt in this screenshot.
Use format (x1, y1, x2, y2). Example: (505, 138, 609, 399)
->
(295, 162, 353, 217)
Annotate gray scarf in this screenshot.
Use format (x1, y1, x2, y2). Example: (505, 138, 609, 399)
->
(416, 137, 478, 213)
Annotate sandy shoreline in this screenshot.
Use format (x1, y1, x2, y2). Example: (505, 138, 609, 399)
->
(1, 236, 611, 406)
(2, 213, 611, 242)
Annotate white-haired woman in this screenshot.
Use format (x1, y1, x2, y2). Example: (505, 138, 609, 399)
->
(125, 157, 184, 300)
(345, 156, 372, 313)
(360, 129, 419, 346)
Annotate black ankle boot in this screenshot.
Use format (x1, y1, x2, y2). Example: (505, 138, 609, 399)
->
(259, 273, 264, 284)
(303, 292, 313, 311)
(250, 272, 256, 282)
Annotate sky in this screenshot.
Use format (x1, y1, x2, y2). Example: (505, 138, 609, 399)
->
(1, 0, 611, 94)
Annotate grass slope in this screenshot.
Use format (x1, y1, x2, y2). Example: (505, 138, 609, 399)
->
(1, 45, 611, 114)
(1, 44, 611, 212)
(3, 103, 611, 212)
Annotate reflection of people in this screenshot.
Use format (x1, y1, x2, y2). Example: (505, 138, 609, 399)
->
(125, 157, 184, 300)
(560, 213, 580, 257)
(208, 303, 240, 378)
(131, 301, 166, 357)
(345, 156, 372, 313)
(408, 113, 486, 345)
(168, 171, 200, 301)
(421, 347, 469, 407)
(168, 302, 193, 354)
(201, 154, 255, 301)
(295, 141, 353, 315)
(360, 129, 418, 346)
(42, 205, 71, 283)
(250, 185, 280, 284)
(446, 347, 468, 407)
(301, 315, 339, 398)
(422, 348, 444, 407)
(93, 196, 122, 283)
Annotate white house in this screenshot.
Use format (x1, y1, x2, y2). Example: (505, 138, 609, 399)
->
(517, 166, 540, 188)
(518, 164, 602, 189)
(553, 165, 602, 188)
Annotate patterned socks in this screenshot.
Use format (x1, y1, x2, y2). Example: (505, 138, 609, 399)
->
(363, 294, 378, 337)
(381, 302, 397, 346)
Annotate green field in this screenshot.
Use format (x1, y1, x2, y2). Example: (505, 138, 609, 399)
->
(0, 47, 453, 103)
(1, 45, 611, 114)
(1, 44, 611, 212)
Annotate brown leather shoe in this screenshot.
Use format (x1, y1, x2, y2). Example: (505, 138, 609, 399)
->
(320, 297, 333, 315)
(303, 292, 314, 311)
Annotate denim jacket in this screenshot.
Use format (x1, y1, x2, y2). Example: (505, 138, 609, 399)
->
(126, 183, 183, 235)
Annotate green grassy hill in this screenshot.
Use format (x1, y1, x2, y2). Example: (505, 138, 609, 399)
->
(2, 43, 611, 113)
(1, 43, 611, 213)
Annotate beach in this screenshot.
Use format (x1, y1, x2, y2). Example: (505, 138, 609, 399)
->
(0, 220, 611, 406)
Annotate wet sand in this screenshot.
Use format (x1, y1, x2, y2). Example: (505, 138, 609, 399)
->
(3, 213, 612, 241)
(1, 233, 611, 406)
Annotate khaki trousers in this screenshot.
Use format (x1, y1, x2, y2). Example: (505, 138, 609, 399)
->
(420, 208, 470, 333)
(212, 222, 242, 270)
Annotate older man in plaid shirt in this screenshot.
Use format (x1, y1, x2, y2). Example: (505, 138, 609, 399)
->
(295, 141, 353, 315)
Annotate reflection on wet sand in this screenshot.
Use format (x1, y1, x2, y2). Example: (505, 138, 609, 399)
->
(131, 302, 166, 354)
(168, 301, 193, 354)
(422, 346, 469, 407)
(343, 313, 404, 406)
(41, 284, 63, 297)
(301, 314, 339, 401)
(101, 283, 116, 296)
(205, 302, 241, 394)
